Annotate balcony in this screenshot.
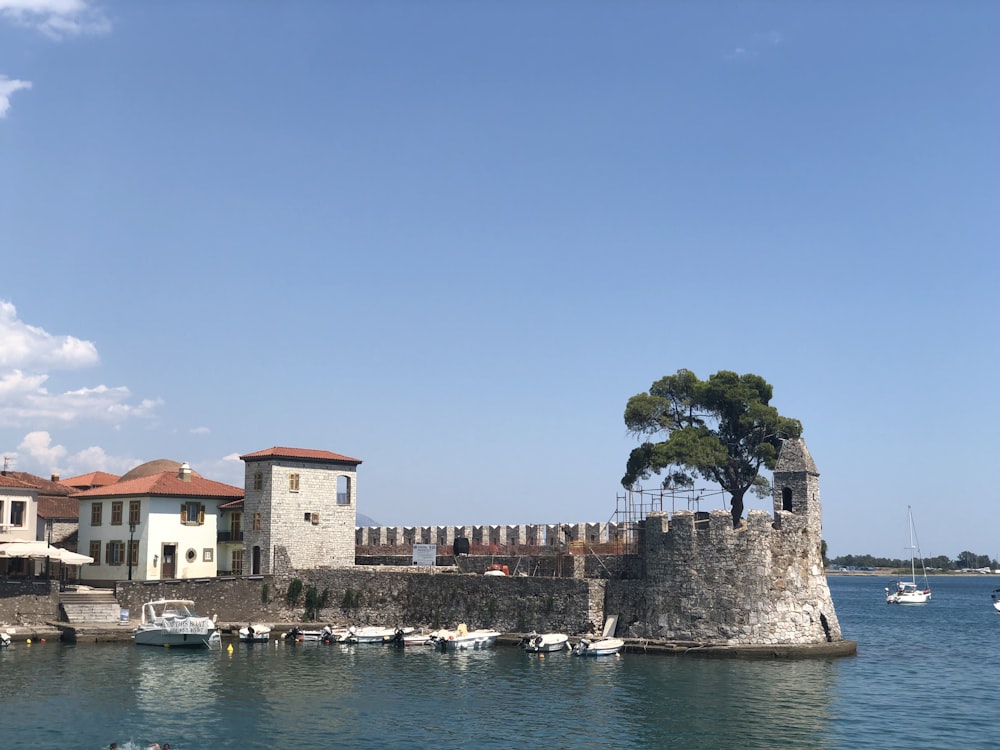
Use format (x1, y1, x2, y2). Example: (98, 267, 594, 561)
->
(217, 530, 244, 543)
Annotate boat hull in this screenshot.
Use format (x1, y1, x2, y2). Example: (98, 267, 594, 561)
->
(239, 625, 272, 642)
(134, 627, 217, 648)
(523, 633, 569, 653)
(573, 637, 625, 656)
(440, 630, 499, 651)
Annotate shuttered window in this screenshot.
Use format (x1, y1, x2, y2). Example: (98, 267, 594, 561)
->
(180, 502, 206, 525)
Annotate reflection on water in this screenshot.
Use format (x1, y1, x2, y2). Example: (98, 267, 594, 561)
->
(5, 577, 1000, 749)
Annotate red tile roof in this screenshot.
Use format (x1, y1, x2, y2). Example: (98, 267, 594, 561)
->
(7, 471, 76, 497)
(58, 471, 121, 489)
(72, 472, 243, 500)
(0, 473, 36, 490)
(38, 496, 80, 521)
(240, 446, 362, 464)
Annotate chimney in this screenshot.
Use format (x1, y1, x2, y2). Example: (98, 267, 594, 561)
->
(178, 462, 192, 482)
(51, 473, 60, 482)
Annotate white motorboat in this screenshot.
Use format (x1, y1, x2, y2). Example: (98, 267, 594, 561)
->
(991, 589, 1000, 612)
(340, 625, 398, 644)
(885, 506, 932, 604)
(134, 599, 218, 649)
(437, 623, 500, 651)
(286, 627, 325, 642)
(239, 623, 272, 642)
(1, 632, 10, 649)
(522, 632, 569, 653)
(401, 631, 435, 647)
(572, 637, 625, 656)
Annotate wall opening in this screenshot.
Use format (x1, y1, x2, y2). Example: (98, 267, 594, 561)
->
(337, 475, 351, 505)
(782, 487, 793, 512)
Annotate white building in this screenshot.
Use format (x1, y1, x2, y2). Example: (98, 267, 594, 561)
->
(240, 446, 361, 574)
(74, 460, 243, 583)
(0, 472, 38, 543)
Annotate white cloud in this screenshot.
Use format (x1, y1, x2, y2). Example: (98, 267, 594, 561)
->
(0, 74, 32, 118)
(2, 431, 137, 477)
(0, 300, 162, 428)
(17, 429, 66, 465)
(190, 426, 211, 435)
(66, 443, 140, 475)
(0, 0, 111, 39)
(0, 300, 99, 369)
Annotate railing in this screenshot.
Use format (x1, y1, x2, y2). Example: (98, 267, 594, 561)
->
(217, 531, 244, 543)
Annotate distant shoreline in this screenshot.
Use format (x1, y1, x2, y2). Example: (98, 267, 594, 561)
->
(826, 568, 1000, 577)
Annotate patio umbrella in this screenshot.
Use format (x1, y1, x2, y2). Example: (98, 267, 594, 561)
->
(0, 540, 94, 565)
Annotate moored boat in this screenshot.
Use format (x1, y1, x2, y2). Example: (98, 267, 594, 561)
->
(340, 625, 398, 644)
(436, 623, 500, 651)
(885, 506, 932, 605)
(992, 589, 1000, 612)
(239, 623, 272, 642)
(134, 599, 218, 649)
(522, 632, 569, 653)
(400, 631, 435, 647)
(572, 637, 625, 656)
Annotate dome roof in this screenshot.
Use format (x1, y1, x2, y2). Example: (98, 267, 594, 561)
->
(119, 459, 202, 483)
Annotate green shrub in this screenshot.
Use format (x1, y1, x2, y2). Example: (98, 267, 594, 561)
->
(286, 578, 303, 606)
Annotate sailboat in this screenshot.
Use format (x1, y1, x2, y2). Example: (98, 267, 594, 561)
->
(885, 506, 932, 604)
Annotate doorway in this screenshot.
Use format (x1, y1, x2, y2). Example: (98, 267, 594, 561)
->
(252, 545, 261, 575)
(162, 544, 176, 578)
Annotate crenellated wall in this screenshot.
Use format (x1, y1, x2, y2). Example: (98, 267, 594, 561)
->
(356, 522, 627, 550)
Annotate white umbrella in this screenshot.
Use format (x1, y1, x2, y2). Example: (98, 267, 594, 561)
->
(0, 540, 94, 565)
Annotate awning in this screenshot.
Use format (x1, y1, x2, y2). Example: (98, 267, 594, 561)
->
(0, 540, 94, 565)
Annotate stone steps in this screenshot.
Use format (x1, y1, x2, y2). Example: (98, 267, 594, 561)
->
(59, 590, 121, 624)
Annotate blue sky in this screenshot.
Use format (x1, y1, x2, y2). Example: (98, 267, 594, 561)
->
(1, 1, 997, 560)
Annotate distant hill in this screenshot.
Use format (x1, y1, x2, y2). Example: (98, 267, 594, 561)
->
(356, 513, 378, 527)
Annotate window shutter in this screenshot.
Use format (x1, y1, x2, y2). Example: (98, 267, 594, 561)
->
(180, 504, 186, 523)
(198, 505, 205, 525)
(104, 542, 109, 564)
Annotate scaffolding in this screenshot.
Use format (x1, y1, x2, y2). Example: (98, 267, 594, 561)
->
(611, 486, 730, 553)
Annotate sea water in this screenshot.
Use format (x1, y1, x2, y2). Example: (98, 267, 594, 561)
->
(3, 575, 999, 750)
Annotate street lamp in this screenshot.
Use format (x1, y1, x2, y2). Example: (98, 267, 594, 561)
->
(45, 518, 53, 579)
(127, 521, 136, 581)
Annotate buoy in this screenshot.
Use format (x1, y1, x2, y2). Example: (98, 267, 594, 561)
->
(40, 638, 46, 643)
(540, 653, 545, 660)
(26, 639, 32, 646)
(227, 643, 233, 653)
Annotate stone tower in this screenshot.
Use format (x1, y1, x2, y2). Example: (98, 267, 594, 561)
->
(772, 436, 820, 523)
(606, 435, 844, 646)
(240, 446, 362, 575)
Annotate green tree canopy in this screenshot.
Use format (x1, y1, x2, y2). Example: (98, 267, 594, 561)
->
(622, 369, 802, 527)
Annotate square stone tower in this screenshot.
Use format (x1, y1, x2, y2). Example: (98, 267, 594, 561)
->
(240, 446, 362, 574)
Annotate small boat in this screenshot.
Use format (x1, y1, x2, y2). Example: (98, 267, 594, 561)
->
(0, 632, 10, 649)
(991, 589, 1000, 612)
(134, 599, 218, 649)
(401, 631, 435, 647)
(286, 626, 325, 642)
(437, 623, 500, 651)
(339, 625, 398, 644)
(239, 623, 272, 642)
(522, 632, 569, 653)
(885, 506, 932, 604)
(572, 637, 625, 656)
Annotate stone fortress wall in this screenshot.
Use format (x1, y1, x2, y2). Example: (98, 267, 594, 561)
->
(355, 521, 627, 552)
(350, 438, 842, 648)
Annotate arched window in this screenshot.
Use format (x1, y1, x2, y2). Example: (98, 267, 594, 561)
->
(782, 487, 793, 512)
